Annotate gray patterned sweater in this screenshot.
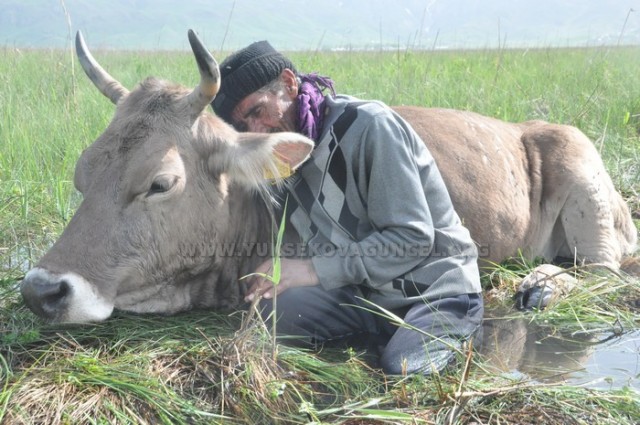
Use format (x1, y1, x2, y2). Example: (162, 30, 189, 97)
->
(284, 95, 481, 309)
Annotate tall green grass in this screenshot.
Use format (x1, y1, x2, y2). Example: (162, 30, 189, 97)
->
(1, 45, 639, 275)
(3, 45, 640, 261)
(1, 44, 639, 423)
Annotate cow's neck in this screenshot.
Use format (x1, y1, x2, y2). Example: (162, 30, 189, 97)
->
(194, 186, 276, 310)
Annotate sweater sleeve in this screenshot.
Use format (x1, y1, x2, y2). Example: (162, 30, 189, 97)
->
(312, 108, 439, 290)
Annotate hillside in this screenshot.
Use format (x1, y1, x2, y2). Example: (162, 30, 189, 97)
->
(1, 0, 638, 51)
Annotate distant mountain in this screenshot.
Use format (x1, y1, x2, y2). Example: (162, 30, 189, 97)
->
(1, 0, 638, 51)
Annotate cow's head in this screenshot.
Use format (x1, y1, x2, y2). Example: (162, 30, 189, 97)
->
(20, 30, 313, 323)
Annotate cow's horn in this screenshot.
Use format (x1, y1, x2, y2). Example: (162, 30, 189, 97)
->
(186, 29, 220, 117)
(75, 31, 128, 104)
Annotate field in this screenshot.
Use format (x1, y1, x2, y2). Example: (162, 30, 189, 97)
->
(1, 44, 640, 423)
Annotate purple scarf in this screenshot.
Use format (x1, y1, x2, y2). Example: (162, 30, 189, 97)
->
(297, 73, 335, 142)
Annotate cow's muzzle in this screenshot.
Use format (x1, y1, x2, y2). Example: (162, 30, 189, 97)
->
(20, 268, 114, 323)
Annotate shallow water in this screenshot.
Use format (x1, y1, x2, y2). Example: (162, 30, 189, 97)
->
(1, 246, 33, 274)
(479, 314, 640, 391)
(567, 330, 640, 390)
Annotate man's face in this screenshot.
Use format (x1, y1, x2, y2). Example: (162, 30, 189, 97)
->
(229, 71, 298, 134)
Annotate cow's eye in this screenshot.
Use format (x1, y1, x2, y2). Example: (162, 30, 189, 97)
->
(146, 176, 176, 197)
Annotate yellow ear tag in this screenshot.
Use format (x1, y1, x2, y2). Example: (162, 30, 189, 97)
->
(264, 157, 293, 180)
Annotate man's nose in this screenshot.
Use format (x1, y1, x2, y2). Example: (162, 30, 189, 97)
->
(248, 120, 271, 134)
(250, 123, 267, 133)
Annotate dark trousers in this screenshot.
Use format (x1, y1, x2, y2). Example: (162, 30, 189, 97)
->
(258, 286, 484, 375)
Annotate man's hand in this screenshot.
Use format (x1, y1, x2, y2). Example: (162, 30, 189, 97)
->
(244, 258, 319, 302)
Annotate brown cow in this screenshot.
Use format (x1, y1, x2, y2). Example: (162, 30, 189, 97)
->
(399, 107, 637, 267)
(20, 31, 314, 322)
(20, 30, 637, 323)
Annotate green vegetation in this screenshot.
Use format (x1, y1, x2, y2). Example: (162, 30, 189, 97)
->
(1, 45, 639, 423)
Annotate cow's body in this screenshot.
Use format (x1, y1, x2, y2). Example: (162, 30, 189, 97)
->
(19, 31, 637, 323)
(396, 106, 636, 266)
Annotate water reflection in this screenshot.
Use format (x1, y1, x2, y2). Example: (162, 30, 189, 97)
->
(479, 311, 640, 391)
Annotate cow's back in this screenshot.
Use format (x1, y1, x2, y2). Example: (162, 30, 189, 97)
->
(394, 106, 538, 264)
(394, 106, 637, 268)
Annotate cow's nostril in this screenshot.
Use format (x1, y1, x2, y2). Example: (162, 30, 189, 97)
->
(21, 275, 71, 319)
(41, 279, 71, 313)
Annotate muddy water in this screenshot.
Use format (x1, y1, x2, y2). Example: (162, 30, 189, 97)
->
(479, 312, 640, 391)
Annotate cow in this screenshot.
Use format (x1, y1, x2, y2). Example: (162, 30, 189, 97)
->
(20, 30, 637, 323)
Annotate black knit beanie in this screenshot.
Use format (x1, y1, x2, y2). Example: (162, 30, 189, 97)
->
(211, 41, 297, 123)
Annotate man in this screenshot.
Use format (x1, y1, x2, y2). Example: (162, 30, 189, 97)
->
(212, 41, 483, 375)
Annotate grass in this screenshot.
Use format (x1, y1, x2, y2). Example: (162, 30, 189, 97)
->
(1, 43, 639, 423)
(1, 281, 639, 424)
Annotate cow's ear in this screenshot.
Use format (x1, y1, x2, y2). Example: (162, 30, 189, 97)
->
(211, 132, 314, 188)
